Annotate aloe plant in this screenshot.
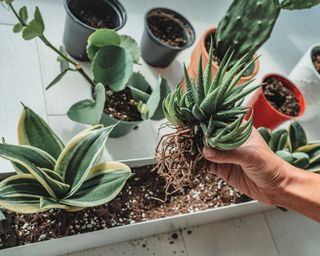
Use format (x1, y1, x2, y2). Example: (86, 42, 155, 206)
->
(259, 122, 320, 172)
(163, 46, 261, 150)
(0, 106, 131, 213)
(1, 1, 170, 131)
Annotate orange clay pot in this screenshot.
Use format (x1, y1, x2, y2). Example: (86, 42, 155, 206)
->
(185, 27, 260, 90)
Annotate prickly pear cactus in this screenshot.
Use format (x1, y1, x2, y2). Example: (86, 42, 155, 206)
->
(215, 0, 281, 67)
(281, 0, 320, 10)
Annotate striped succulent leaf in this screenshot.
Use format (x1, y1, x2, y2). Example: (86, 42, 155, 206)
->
(258, 121, 320, 172)
(0, 107, 131, 213)
(163, 45, 261, 150)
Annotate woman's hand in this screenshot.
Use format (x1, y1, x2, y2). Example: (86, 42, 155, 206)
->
(203, 128, 290, 205)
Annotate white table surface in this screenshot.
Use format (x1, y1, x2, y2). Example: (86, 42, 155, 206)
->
(0, 0, 320, 255)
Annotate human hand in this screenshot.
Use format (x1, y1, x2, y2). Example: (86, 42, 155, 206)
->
(203, 128, 292, 205)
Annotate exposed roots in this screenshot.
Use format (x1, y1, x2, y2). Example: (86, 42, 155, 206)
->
(154, 127, 208, 195)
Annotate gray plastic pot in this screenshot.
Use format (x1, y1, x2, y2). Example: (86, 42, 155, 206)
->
(100, 113, 142, 138)
(63, 0, 127, 60)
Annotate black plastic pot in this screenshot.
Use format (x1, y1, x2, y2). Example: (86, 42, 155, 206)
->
(141, 8, 195, 68)
(63, 0, 127, 61)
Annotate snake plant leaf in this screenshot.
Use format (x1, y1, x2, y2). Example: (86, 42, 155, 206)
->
(258, 127, 271, 144)
(147, 76, 171, 120)
(276, 150, 294, 163)
(55, 125, 115, 196)
(93, 45, 133, 92)
(19, 6, 28, 23)
(18, 105, 64, 159)
(289, 121, 307, 151)
(88, 28, 120, 47)
(0, 143, 55, 174)
(120, 35, 140, 63)
(67, 83, 106, 125)
(22, 7, 44, 40)
(39, 197, 70, 211)
(281, 0, 320, 10)
(62, 162, 131, 207)
(0, 197, 40, 214)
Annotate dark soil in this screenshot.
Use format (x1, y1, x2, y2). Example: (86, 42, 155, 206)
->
(147, 10, 189, 48)
(103, 87, 142, 122)
(0, 165, 248, 249)
(312, 50, 320, 74)
(68, 0, 118, 29)
(263, 77, 300, 117)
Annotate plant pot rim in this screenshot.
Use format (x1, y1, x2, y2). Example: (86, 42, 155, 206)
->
(0, 157, 271, 256)
(308, 44, 320, 79)
(63, 0, 127, 32)
(200, 26, 260, 80)
(144, 7, 196, 51)
(101, 112, 143, 125)
(260, 73, 306, 119)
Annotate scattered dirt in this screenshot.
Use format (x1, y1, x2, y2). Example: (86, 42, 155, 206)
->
(68, 0, 118, 29)
(263, 77, 300, 117)
(0, 165, 248, 249)
(147, 10, 189, 48)
(312, 50, 320, 74)
(103, 87, 142, 122)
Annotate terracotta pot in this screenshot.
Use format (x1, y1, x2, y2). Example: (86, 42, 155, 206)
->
(246, 73, 306, 129)
(186, 27, 259, 87)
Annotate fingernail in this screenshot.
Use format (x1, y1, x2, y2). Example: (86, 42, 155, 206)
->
(203, 147, 215, 158)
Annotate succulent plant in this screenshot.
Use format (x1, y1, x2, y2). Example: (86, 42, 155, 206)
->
(163, 45, 261, 150)
(214, 0, 320, 68)
(0, 106, 131, 213)
(258, 122, 320, 172)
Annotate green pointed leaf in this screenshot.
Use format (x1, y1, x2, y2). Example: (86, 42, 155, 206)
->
(67, 83, 106, 125)
(13, 23, 23, 33)
(39, 197, 70, 211)
(46, 69, 69, 90)
(127, 72, 152, 103)
(88, 29, 120, 47)
(19, 6, 28, 23)
(120, 35, 140, 63)
(196, 55, 205, 103)
(18, 106, 64, 159)
(55, 126, 115, 196)
(147, 76, 171, 120)
(62, 162, 131, 207)
(22, 7, 44, 40)
(0, 143, 55, 174)
(93, 45, 133, 92)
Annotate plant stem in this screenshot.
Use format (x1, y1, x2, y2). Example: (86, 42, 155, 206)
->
(8, 3, 96, 89)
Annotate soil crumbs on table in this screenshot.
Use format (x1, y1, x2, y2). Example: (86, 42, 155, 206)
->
(147, 10, 189, 47)
(103, 87, 142, 122)
(312, 50, 320, 74)
(263, 77, 300, 116)
(0, 165, 246, 249)
(69, 0, 117, 29)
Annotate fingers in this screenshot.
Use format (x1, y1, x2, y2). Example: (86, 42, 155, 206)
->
(203, 147, 244, 165)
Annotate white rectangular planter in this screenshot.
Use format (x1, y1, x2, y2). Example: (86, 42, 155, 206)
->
(0, 157, 272, 256)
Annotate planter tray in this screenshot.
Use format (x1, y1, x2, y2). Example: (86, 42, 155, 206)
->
(0, 157, 272, 256)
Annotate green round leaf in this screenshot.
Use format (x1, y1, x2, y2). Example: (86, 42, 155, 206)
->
(93, 45, 133, 92)
(88, 29, 120, 47)
(120, 35, 140, 63)
(86, 43, 100, 61)
(13, 23, 23, 33)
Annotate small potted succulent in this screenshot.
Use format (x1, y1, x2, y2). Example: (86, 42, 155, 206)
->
(63, 0, 127, 60)
(141, 7, 195, 68)
(187, 0, 320, 85)
(289, 44, 320, 121)
(259, 121, 320, 172)
(246, 73, 305, 129)
(4, 1, 171, 138)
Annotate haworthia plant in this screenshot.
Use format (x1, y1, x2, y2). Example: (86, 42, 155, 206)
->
(0, 106, 131, 213)
(214, 0, 320, 68)
(259, 122, 320, 172)
(163, 45, 262, 150)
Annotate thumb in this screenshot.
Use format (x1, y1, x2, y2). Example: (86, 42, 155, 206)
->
(203, 147, 244, 165)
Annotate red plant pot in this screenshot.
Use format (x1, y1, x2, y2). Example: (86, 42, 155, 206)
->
(246, 73, 306, 129)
